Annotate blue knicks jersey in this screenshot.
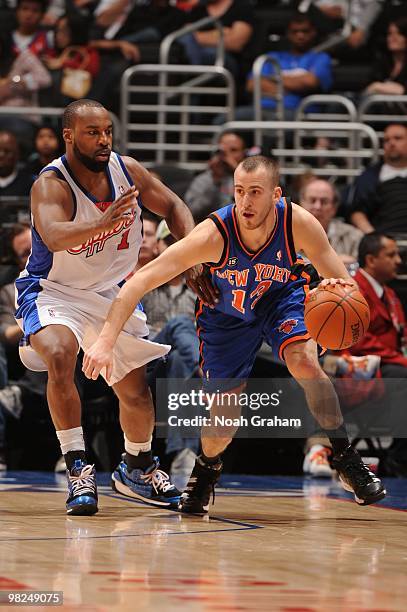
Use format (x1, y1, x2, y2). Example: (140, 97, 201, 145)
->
(206, 198, 301, 322)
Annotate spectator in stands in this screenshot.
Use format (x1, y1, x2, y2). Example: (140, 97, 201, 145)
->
(0, 33, 51, 145)
(184, 130, 247, 223)
(299, 0, 382, 50)
(234, 13, 332, 122)
(45, 14, 100, 106)
(12, 0, 53, 58)
(26, 125, 61, 179)
(177, 0, 254, 79)
(349, 123, 407, 234)
(0, 223, 47, 471)
(350, 232, 407, 476)
(0, 131, 34, 197)
(300, 178, 363, 265)
(365, 17, 407, 96)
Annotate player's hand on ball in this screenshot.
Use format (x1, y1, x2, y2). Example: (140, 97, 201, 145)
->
(186, 264, 220, 307)
(319, 277, 357, 289)
(82, 339, 114, 382)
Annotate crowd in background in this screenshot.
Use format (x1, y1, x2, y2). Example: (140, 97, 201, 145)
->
(1, 0, 407, 479)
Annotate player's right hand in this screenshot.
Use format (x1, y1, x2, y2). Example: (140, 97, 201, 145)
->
(83, 338, 114, 382)
(97, 186, 139, 232)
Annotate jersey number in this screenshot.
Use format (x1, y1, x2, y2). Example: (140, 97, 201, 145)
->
(231, 281, 272, 314)
(117, 229, 130, 251)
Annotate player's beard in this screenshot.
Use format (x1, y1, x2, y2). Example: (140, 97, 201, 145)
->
(73, 143, 110, 173)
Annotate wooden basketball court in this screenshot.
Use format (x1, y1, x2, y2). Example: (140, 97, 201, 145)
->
(0, 472, 405, 611)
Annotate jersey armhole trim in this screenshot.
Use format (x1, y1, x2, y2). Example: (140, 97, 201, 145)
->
(207, 213, 229, 270)
(284, 197, 296, 266)
(116, 153, 135, 187)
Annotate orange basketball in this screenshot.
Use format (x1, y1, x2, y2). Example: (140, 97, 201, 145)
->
(304, 283, 370, 350)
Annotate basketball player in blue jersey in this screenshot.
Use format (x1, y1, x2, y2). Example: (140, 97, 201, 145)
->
(83, 156, 386, 514)
(14, 98, 214, 516)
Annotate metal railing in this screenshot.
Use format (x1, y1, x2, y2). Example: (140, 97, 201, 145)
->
(252, 54, 284, 148)
(120, 64, 235, 168)
(220, 120, 380, 182)
(295, 95, 358, 122)
(358, 95, 407, 125)
(160, 15, 224, 67)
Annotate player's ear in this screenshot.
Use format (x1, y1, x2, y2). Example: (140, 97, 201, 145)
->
(274, 185, 282, 201)
(63, 128, 73, 144)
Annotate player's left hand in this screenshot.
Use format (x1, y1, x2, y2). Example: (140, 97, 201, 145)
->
(319, 277, 357, 289)
(185, 264, 220, 307)
(82, 338, 114, 382)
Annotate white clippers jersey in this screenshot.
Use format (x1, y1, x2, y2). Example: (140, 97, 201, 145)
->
(23, 152, 143, 293)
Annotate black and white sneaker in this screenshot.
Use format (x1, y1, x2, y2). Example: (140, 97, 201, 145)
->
(332, 445, 386, 506)
(178, 455, 223, 515)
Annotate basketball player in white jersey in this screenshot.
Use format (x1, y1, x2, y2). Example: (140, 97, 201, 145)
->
(15, 99, 203, 515)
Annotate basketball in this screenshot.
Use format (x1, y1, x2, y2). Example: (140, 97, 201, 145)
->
(304, 283, 370, 350)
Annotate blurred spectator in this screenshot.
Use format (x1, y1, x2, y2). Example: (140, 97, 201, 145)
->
(0, 223, 47, 471)
(0, 33, 51, 144)
(0, 131, 34, 197)
(94, 0, 183, 46)
(184, 130, 247, 223)
(349, 123, 407, 234)
(26, 125, 61, 179)
(300, 178, 363, 264)
(299, 0, 382, 50)
(234, 13, 332, 122)
(135, 209, 160, 270)
(349, 232, 407, 476)
(12, 0, 53, 58)
(178, 0, 254, 79)
(365, 17, 407, 96)
(45, 14, 100, 105)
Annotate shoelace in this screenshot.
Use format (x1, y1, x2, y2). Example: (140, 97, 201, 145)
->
(69, 464, 96, 496)
(141, 468, 174, 494)
(311, 447, 332, 465)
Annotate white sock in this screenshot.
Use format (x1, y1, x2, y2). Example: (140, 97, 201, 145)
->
(124, 434, 152, 456)
(56, 427, 85, 455)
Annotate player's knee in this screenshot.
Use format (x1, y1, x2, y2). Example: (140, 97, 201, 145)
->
(284, 342, 321, 379)
(119, 383, 151, 410)
(46, 345, 76, 382)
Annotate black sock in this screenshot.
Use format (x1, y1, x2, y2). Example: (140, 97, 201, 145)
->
(324, 424, 350, 456)
(200, 452, 221, 466)
(125, 450, 153, 470)
(64, 450, 87, 471)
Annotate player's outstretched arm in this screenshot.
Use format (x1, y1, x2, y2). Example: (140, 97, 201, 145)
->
(122, 156, 195, 240)
(32, 174, 139, 252)
(82, 220, 223, 380)
(292, 204, 356, 286)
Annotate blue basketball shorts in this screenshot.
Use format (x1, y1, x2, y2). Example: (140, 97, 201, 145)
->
(196, 279, 310, 386)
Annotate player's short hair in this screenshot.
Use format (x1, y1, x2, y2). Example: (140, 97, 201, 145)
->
(358, 232, 395, 267)
(238, 155, 280, 185)
(62, 99, 106, 129)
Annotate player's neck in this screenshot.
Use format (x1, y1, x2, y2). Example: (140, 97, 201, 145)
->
(236, 209, 277, 252)
(65, 151, 107, 192)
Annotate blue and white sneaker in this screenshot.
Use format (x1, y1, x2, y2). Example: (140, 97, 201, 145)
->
(111, 455, 181, 509)
(66, 460, 98, 516)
